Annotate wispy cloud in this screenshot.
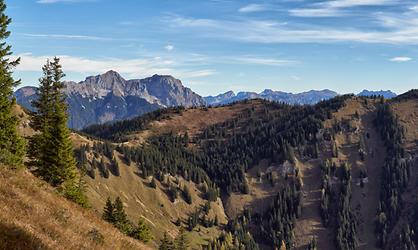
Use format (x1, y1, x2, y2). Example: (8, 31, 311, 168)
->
(37, 0, 96, 4)
(19, 33, 145, 43)
(239, 4, 269, 13)
(410, 5, 418, 12)
(21, 33, 112, 41)
(164, 45, 174, 51)
(231, 56, 298, 66)
(290, 0, 398, 17)
(390, 56, 413, 62)
(14, 53, 216, 80)
(168, 15, 418, 44)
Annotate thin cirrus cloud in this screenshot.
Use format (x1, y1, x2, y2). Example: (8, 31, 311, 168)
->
(14, 53, 217, 79)
(168, 15, 418, 44)
(239, 4, 269, 13)
(231, 56, 298, 66)
(289, 0, 398, 17)
(21, 33, 113, 41)
(20, 33, 146, 43)
(390, 57, 413, 62)
(37, 0, 96, 4)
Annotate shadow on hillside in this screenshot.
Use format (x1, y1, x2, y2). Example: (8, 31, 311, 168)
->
(0, 222, 46, 250)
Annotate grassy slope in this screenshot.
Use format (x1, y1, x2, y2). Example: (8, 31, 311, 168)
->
(124, 103, 255, 146)
(0, 166, 149, 250)
(83, 152, 228, 249)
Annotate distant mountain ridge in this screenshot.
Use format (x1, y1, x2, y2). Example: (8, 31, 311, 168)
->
(204, 89, 339, 106)
(15, 71, 204, 129)
(15, 71, 398, 129)
(357, 89, 397, 99)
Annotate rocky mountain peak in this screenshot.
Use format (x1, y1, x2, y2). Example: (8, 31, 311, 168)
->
(144, 74, 184, 89)
(15, 71, 205, 129)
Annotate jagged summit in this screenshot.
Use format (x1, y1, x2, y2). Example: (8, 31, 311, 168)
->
(15, 71, 204, 129)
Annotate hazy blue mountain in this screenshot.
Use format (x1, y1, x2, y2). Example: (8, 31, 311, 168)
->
(204, 89, 339, 106)
(357, 89, 397, 99)
(15, 71, 204, 129)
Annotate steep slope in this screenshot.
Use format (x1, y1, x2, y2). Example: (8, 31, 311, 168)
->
(15, 71, 205, 129)
(12, 91, 417, 250)
(82, 151, 228, 249)
(81, 96, 354, 249)
(0, 166, 149, 250)
(384, 90, 418, 249)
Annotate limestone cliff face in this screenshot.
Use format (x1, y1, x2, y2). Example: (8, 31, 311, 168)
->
(15, 71, 205, 129)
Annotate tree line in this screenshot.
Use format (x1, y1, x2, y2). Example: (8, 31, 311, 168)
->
(375, 103, 412, 248)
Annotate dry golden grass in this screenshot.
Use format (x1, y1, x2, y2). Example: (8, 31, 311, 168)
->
(391, 99, 418, 146)
(125, 103, 256, 146)
(84, 152, 228, 249)
(13, 104, 35, 138)
(0, 166, 150, 250)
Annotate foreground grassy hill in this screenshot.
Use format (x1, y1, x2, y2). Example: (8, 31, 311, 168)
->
(0, 166, 149, 250)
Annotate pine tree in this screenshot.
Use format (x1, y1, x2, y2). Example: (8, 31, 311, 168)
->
(110, 156, 120, 176)
(159, 232, 175, 250)
(175, 227, 189, 250)
(28, 58, 87, 206)
(113, 197, 131, 233)
(150, 177, 157, 189)
(130, 217, 153, 243)
(28, 60, 53, 170)
(0, 0, 25, 167)
(49, 57, 78, 185)
(183, 185, 192, 204)
(102, 197, 115, 223)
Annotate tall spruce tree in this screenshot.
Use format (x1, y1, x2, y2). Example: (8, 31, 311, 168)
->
(175, 227, 189, 250)
(159, 232, 175, 250)
(113, 196, 131, 233)
(102, 197, 115, 223)
(29, 57, 87, 206)
(0, 0, 25, 167)
(130, 218, 153, 243)
(28, 60, 53, 175)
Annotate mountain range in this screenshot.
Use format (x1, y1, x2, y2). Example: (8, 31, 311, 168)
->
(203, 89, 340, 106)
(14, 70, 397, 129)
(15, 71, 204, 129)
(357, 89, 397, 99)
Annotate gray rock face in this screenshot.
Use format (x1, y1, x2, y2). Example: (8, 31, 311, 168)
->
(15, 71, 205, 130)
(204, 89, 339, 106)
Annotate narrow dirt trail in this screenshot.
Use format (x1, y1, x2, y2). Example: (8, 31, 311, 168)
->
(294, 159, 335, 250)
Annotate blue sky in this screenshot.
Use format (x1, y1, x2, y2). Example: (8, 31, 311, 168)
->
(7, 0, 418, 96)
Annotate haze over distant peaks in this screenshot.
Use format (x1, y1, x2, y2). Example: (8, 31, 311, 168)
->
(204, 89, 339, 106)
(357, 89, 397, 99)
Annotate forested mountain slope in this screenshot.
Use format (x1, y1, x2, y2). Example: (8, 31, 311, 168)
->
(11, 90, 417, 250)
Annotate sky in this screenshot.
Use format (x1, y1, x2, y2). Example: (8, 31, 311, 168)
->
(6, 0, 418, 96)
